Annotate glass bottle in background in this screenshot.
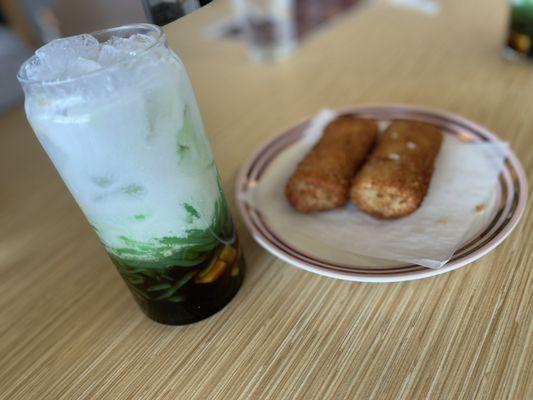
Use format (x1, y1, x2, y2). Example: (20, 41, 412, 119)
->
(17, 24, 245, 325)
(505, 0, 533, 60)
(232, 0, 297, 62)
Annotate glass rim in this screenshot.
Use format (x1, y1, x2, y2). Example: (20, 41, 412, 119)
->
(17, 23, 165, 87)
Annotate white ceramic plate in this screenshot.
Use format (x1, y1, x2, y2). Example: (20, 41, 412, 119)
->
(236, 105, 528, 282)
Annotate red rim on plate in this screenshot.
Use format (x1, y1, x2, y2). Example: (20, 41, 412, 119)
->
(236, 105, 528, 282)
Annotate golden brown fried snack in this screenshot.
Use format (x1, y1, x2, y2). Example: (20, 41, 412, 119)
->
(350, 120, 443, 219)
(285, 115, 378, 213)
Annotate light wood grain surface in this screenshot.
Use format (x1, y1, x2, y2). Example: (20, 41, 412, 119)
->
(1, 0, 532, 398)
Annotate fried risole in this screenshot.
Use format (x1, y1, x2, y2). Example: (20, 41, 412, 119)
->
(286, 115, 378, 213)
(351, 120, 442, 219)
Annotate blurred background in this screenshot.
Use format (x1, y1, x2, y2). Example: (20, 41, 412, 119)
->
(2, 0, 532, 113)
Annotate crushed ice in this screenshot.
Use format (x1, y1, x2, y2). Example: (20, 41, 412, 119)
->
(23, 33, 157, 82)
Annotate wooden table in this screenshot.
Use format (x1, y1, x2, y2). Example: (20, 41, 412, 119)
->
(1, 0, 532, 398)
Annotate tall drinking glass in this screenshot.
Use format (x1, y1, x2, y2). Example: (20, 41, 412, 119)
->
(17, 24, 245, 325)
